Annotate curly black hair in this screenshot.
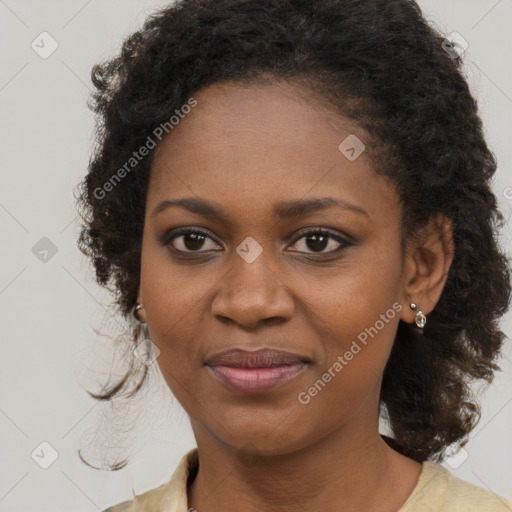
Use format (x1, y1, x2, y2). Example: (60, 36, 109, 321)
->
(76, 0, 511, 468)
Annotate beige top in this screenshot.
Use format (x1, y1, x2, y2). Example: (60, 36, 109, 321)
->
(102, 447, 512, 511)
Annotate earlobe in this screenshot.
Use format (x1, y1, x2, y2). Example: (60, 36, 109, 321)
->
(400, 214, 455, 324)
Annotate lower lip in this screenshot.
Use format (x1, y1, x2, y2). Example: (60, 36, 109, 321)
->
(207, 364, 306, 393)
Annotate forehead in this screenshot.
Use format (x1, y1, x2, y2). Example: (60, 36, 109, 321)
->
(147, 80, 398, 223)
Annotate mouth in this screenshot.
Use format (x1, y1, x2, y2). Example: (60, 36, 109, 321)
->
(205, 348, 310, 393)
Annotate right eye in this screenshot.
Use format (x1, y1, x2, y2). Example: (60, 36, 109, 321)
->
(164, 227, 222, 253)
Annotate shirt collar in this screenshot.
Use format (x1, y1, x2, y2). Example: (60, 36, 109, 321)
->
(158, 447, 199, 512)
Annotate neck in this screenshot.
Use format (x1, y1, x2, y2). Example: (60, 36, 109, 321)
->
(187, 414, 422, 512)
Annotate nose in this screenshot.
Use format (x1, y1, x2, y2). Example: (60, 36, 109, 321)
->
(211, 250, 295, 329)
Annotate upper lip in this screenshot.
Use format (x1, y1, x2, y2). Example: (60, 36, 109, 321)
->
(205, 348, 310, 368)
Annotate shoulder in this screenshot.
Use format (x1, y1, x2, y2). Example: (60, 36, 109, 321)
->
(401, 461, 512, 511)
(101, 482, 169, 512)
(101, 447, 198, 512)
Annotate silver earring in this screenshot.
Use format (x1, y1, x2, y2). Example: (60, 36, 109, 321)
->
(134, 303, 144, 320)
(131, 303, 157, 367)
(134, 303, 151, 339)
(410, 303, 426, 330)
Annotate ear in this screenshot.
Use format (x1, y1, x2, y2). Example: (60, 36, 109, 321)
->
(400, 214, 455, 324)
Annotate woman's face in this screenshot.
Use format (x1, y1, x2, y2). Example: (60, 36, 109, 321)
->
(137, 80, 412, 455)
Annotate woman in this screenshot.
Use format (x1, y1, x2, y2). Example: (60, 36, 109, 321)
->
(76, 0, 512, 510)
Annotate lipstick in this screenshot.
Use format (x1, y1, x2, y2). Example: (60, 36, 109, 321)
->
(205, 348, 308, 393)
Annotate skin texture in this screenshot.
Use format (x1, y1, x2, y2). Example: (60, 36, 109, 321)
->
(135, 80, 454, 512)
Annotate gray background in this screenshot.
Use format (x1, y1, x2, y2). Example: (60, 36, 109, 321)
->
(0, 0, 511, 510)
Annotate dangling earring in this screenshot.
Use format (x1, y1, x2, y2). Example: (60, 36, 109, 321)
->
(410, 303, 426, 331)
(133, 303, 158, 365)
(134, 303, 150, 339)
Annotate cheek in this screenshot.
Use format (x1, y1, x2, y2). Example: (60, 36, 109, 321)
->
(138, 246, 209, 391)
(139, 239, 214, 340)
(296, 238, 403, 409)
(301, 235, 403, 344)
(294, 306, 399, 438)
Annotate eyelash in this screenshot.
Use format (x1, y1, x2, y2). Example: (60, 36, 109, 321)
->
(163, 226, 352, 257)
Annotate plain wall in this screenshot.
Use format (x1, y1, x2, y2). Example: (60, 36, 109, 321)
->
(1, 1, 511, 510)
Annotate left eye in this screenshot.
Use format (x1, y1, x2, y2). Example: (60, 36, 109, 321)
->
(288, 229, 349, 254)
(164, 228, 350, 255)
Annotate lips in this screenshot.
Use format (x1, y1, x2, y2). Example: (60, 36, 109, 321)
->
(205, 348, 310, 393)
(206, 348, 309, 368)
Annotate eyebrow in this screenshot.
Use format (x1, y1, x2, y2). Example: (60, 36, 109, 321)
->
(151, 196, 369, 221)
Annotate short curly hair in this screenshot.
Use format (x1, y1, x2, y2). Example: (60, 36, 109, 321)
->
(76, 0, 511, 467)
